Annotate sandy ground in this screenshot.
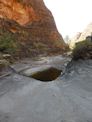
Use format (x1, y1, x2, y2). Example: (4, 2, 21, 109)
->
(0, 56, 92, 122)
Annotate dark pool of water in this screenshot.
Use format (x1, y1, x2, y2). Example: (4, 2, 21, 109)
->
(31, 67, 62, 82)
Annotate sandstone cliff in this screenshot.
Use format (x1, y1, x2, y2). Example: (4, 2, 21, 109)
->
(77, 23, 92, 42)
(69, 23, 92, 49)
(69, 32, 81, 49)
(0, 0, 66, 58)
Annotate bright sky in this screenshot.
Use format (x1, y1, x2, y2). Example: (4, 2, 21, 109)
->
(44, 0, 92, 38)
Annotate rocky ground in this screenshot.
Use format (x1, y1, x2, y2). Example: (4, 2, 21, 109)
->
(0, 55, 92, 122)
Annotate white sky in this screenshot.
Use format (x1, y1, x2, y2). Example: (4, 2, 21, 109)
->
(44, 0, 92, 38)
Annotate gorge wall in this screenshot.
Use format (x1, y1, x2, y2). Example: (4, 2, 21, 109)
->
(69, 23, 92, 49)
(0, 0, 67, 58)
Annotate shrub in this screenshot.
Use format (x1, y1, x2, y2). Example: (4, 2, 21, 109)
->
(0, 29, 19, 55)
(72, 40, 92, 60)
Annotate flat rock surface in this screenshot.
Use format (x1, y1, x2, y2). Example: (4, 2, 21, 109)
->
(0, 56, 92, 122)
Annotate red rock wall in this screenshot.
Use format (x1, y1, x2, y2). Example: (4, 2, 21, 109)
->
(0, 0, 67, 56)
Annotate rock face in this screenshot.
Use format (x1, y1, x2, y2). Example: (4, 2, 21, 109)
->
(0, 0, 66, 58)
(0, 0, 36, 25)
(69, 23, 92, 49)
(69, 32, 81, 49)
(77, 23, 92, 42)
